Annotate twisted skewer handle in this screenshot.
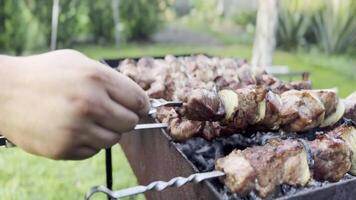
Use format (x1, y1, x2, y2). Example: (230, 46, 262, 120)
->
(85, 171, 224, 200)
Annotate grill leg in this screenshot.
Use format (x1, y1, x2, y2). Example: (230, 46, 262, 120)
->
(105, 148, 113, 200)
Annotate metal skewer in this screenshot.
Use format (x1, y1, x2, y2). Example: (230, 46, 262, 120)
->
(85, 171, 225, 200)
(0, 122, 169, 148)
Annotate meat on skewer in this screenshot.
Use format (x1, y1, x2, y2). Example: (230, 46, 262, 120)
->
(343, 91, 356, 122)
(119, 55, 311, 101)
(158, 87, 347, 141)
(215, 124, 355, 198)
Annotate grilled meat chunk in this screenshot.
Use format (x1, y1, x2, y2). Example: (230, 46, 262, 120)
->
(169, 118, 202, 142)
(327, 124, 356, 175)
(268, 139, 310, 186)
(312, 90, 338, 117)
(201, 121, 223, 141)
(259, 91, 282, 129)
(181, 89, 225, 121)
(280, 90, 325, 132)
(344, 91, 356, 121)
(215, 150, 257, 195)
(155, 107, 178, 124)
(308, 134, 351, 182)
(230, 87, 267, 129)
(216, 139, 311, 198)
(156, 107, 203, 141)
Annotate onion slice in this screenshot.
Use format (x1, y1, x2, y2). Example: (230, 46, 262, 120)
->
(320, 101, 345, 128)
(219, 90, 239, 122)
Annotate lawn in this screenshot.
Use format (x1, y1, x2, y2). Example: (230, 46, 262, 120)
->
(0, 43, 354, 200)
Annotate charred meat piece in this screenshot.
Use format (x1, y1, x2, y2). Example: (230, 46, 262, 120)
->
(169, 118, 203, 142)
(327, 123, 356, 175)
(343, 91, 356, 121)
(289, 80, 312, 91)
(312, 90, 338, 117)
(312, 90, 345, 128)
(268, 80, 312, 95)
(215, 150, 256, 196)
(230, 87, 266, 129)
(243, 139, 309, 197)
(200, 121, 223, 141)
(242, 142, 283, 197)
(280, 90, 325, 132)
(146, 74, 175, 100)
(259, 91, 282, 130)
(118, 59, 138, 80)
(156, 107, 202, 141)
(181, 89, 225, 121)
(216, 139, 310, 198)
(155, 107, 179, 124)
(236, 64, 257, 87)
(308, 134, 351, 182)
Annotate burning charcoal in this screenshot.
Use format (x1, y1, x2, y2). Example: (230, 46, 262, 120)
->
(196, 145, 215, 157)
(192, 154, 209, 171)
(205, 159, 215, 172)
(212, 142, 224, 159)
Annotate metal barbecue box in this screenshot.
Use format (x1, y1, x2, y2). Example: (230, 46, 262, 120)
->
(102, 57, 356, 200)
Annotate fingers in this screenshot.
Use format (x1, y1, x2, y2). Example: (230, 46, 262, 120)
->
(98, 64, 150, 117)
(66, 146, 99, 160)
(85, 125, 122, 150)
(93, 98, 139, 134)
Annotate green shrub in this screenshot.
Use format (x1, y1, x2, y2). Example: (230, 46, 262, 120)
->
(120, 0, 167, 41)
(87, 0, 115, 44)
(312, 0, 356, 54)
(26, 0, 53, 47)
(232, 10, 257, 27)
(0, 0, 46, 55)
(56, 0, 89, 48)
(277, 0, 313, 50)
(277, 0, 356, 54)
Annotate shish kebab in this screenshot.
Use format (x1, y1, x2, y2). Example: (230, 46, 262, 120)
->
(85, 122, 356, 200)
(155, 88, 356, 141)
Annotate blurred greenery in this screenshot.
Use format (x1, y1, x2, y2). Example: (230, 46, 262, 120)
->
(0, 0, 167, 54)
(87, 0, 115, 44)
(120, 0, 168, 41)
(312, 0, 356, 54)
(277, 0, 356, 54)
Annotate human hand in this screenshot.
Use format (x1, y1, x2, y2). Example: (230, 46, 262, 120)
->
(0, 50, 149, 160)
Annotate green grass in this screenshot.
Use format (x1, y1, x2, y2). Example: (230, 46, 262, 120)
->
(0, 145, 143, 200)
(0, 43, 355, 200)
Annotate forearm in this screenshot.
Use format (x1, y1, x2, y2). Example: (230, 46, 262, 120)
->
(0, 55, 23, 138)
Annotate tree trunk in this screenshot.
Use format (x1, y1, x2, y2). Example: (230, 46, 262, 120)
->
(50, 0, 60, 50)
(112, 0, 120, 47)
(251, 0, 279, 67)
(217, 0, 225, 17)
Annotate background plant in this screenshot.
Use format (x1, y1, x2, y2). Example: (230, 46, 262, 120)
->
(312, 0, 356, 54)
(119, 0, 168, 41)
